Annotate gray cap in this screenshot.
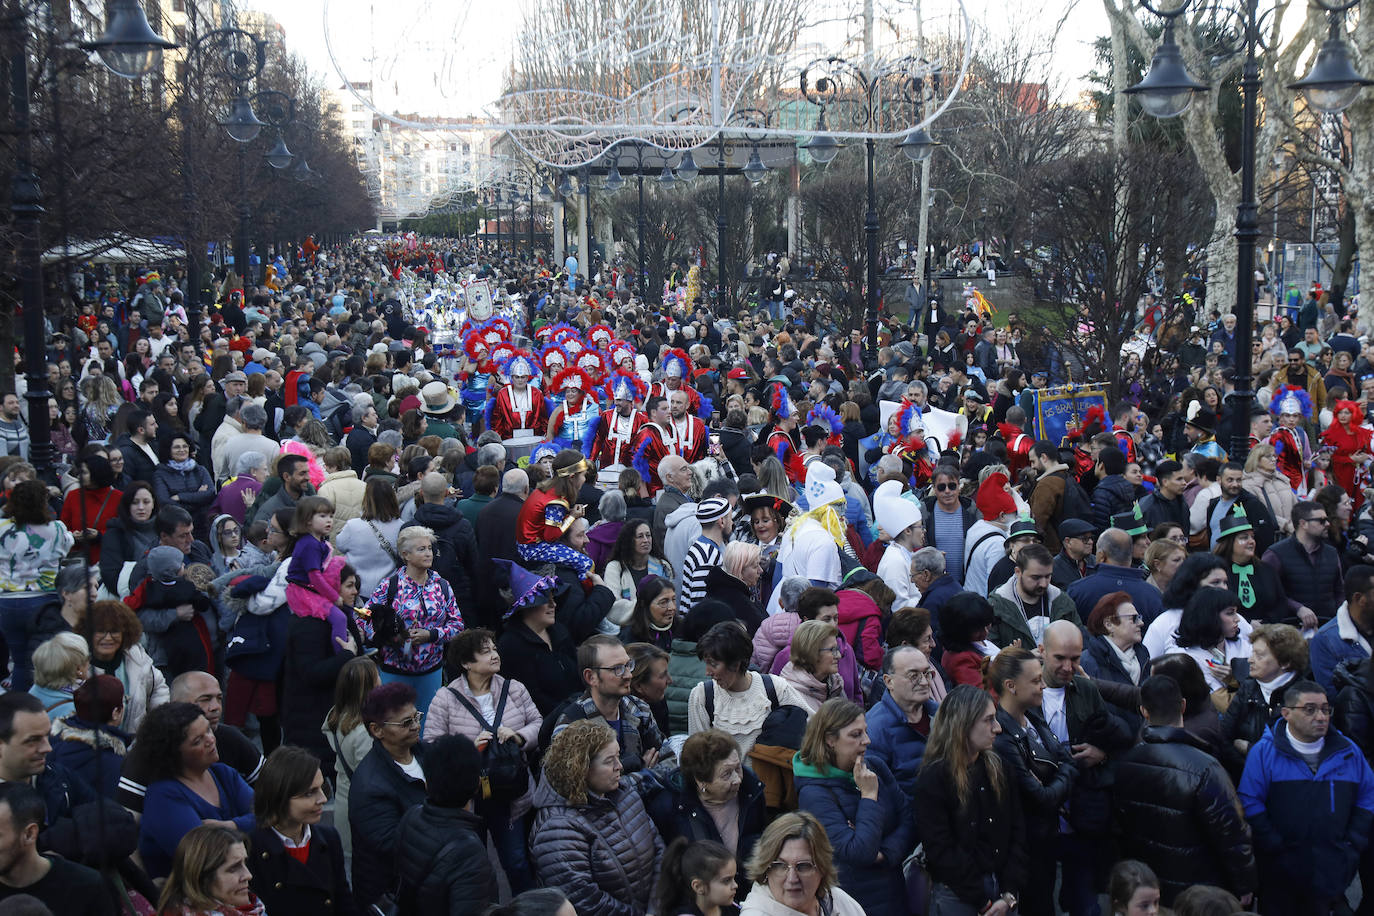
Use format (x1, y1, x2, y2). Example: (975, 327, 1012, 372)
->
(222, 370, 248, 384)
(148, 545, 185, 582)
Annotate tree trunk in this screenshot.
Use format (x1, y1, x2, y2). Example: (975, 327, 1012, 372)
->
(1207, 209, 1239, 318)
(1328, 207, 1357, 311)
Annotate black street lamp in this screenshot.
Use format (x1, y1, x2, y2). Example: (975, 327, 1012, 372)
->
(5, 0, 166, 479)
(1127, 0, 1368, 461)
(801, 57, 940, 357)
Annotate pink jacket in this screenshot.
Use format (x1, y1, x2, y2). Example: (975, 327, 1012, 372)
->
(752, 612, 801, 672)
(836, 590, 885, 670)
(424, 673, 543, 819)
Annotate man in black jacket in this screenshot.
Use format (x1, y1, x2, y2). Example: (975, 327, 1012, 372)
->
(475, 469, 530, 626)
(1113, 675, 1256, 906)
(1139, 459, 1189, 531)
(395, 734, 502, 905)
(1196, 462, 1278, 554)
(349, 683, 429, 911)
(411, 472, 479, 614)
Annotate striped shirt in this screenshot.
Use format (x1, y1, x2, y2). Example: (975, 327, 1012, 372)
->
(681, 536, 723, 615)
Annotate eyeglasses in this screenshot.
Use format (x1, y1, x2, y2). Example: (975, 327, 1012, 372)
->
(934, 482, 959, 492)
(821, 646, 843, 658)
(1286, 703, 1332, 717)
(767, 861, 819, 880)
(895, 669, 935, 684)
(382, 712, 425, 729)
(1112, 613, 1141, 623)
(592, 660, 637, 677)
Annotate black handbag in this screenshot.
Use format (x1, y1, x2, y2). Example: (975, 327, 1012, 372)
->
(365, 573, 404, 648)
(445, 679, 530, 801)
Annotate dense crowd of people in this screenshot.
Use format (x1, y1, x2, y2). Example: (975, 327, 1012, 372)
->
(0, 236, 1373, 916)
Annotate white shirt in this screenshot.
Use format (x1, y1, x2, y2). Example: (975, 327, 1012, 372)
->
(877, 541, 919, 610)
(398, 757, 425, 781)
(1041, 686, 1069, 744)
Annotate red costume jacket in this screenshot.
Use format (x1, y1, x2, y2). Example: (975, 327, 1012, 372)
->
(489, 384, 547, 439)
(515, 487, 572, 545)
(1270, 425, 1312, 493)
(768, 429, 805, 484)
(667, 414, 708, 463)
(593, 408, 646, 467)
(632, 423, 673, 494)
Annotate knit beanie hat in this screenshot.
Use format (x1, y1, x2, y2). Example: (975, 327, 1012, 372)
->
(148, 545, 185, 582)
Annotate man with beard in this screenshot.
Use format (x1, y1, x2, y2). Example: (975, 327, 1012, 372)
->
(989, 543, 1082, 649)
(592, 374, 647, 468)
(667, 388, 707, 462)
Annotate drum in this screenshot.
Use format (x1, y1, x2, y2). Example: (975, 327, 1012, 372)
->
(598, 464, 625, 489)
(504, 435, 543, 463)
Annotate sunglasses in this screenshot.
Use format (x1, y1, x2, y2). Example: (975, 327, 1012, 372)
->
(934, 482, 959, 492)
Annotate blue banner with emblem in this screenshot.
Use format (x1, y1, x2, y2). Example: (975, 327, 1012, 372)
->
(1032, 384, 1109, 446)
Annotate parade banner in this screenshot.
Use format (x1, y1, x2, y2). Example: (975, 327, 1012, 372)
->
(1032, 384, 1109, 446)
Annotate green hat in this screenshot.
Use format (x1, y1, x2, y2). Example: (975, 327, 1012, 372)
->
(1218, 504, 1254, 539)
(1110, 503, 1148, 537)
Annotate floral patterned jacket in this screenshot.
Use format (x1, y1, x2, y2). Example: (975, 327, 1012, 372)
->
(357, 568, 464, 674)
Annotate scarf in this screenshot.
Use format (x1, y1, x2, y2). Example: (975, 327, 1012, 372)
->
(790, 755, 857, 786)
(169, 457, 199, 472)
(789, 503, 848, 552)
(1257, 669, 1295, 705)
(1233, 562, 1256, 609)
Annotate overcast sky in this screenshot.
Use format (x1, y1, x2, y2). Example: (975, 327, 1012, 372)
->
(264, 0, 1113, 121)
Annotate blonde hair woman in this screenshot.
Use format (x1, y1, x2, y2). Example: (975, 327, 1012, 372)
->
(29, 632, 89, 721)
(778, 620, 843, 713)
(741, 811, 865, 916)
(530, 719, 663, 916)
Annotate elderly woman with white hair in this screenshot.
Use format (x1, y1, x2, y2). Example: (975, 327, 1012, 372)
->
(705, 540, 767, 634)
(357, 524, 465, 712)
(29, 631, 90, 721)
(209, 449, 268, 527)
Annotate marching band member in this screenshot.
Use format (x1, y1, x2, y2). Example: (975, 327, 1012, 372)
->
(487, 349, 547, 440)
(593, 372, 648, 468)
(1269, 386, 1316, 496)
(666, 388, 708, 463)
(632, 395, 674, 495)
(546, 367, 601, 457)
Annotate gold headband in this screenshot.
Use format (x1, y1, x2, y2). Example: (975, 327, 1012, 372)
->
(555, 458, 590, 478)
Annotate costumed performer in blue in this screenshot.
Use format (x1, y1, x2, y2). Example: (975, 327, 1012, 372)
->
(545, 367, 601, 457)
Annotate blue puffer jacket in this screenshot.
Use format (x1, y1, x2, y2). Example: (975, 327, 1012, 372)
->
(1238, 720, 1374, 898)
(794, 754, 915, 916)
(863, 691, 936, 802)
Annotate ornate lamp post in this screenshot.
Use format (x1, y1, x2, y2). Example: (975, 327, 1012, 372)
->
(801, 57, 939, 357)
(1127, 0, 1369, 460)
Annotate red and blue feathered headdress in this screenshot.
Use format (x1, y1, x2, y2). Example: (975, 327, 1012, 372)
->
(587, 324, 614, 350)
(808, 403, 843, 437)
(770, 382, 795, 420)
(498, 348, 538, 382)
(659, 347, 692, 380)
(1271, 385, 1314, 420)
(575, 349, 607, 384)
(605, 369, 648, 404)
(895, 400, 925, 444)
(608, 339, 636, 369)
(551, 365, 594, 394)
(540, 340, 570, 375)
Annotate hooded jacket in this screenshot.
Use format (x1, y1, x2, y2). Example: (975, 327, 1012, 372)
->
(646, 766, 767, 882)
(529, 776, 663, 916)
(1114, 725, 1256, 903)
(793, 754, 914, 916)
(987, 575, 1082, 650)
(1090, 474, 1136, 532)
(50, 716, 131, 799)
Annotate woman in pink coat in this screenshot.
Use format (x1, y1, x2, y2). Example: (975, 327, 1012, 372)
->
(424, 626, 542, 893)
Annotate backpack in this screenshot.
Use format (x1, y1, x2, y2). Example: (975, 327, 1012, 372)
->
(705, 674, 806, 812)
(443, 680, 530, 801)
